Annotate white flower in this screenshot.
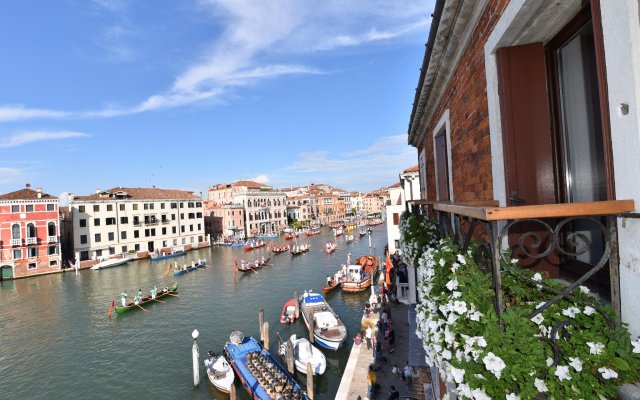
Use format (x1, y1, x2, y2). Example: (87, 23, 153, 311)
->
(562, 306, 581, 318)
(471, 388, 490, 400)
(482, 352, 506, 379)
(511, 258, 519, 265)
(530, 314, 545, 325)
(468, 310, 481, 321)
(534, 378, 548, 393)
(579, 285, 590, 294)
(453, 301, 468, 315)
(598, 367, 618, 379)
(439, 258, 446, 267)
(546, 357, 554, 367)
(447, 312, 459, 324)
(632, 339, 640, 354)
(587, 342, 605, 355)
(554, 365, 571, 381)
(441, 349, 452, 360)
(451, 262, 460, 272)
(568, 357, 583, 372)
(446, 279, 459, 291)
(457, 254, 466, 265)
(449, 367, 465, 384)
(506, 394, 521, 400)
(584, 306, 596, 316)
(532, 272, 542, 282)
(457, 383, 473, 398)
(452, 291, 462, 299)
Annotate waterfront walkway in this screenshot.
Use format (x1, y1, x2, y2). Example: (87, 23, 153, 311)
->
(336, 294, 429, 399)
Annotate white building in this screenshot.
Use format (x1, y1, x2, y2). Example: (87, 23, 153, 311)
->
(385, 184, 404, 254)
(286, 195, 318, 224)
(227, 181, 287, 237)
(70, 187, 205, 260)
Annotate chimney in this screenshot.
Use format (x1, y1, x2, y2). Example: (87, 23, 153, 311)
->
(36, 188, 42, 199)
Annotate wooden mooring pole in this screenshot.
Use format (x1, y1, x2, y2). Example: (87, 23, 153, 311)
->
(285, 340, 295, 374)
(262, 321, 270, 351)
(294, 291, 299, 319)
(306, 362, 314, 399)
(308, 309, 315, 343)
(258, 308, 264, 335)
(230, 384, 237, 400)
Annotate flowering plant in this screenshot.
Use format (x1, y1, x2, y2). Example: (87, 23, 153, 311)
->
(414, 236, 640, 399)
(398, 211, 439, 267)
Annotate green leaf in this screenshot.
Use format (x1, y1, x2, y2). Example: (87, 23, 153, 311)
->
(612, 357, 630, 371)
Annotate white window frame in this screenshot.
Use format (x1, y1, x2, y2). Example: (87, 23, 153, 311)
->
(432, 109, 454, 201)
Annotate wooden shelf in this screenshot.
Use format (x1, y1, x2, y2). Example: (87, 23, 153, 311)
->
(433, 200, 635, 221)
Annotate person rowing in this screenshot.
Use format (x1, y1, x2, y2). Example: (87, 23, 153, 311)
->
(150, 286, 157, 299)
(120, 290, 128, 307)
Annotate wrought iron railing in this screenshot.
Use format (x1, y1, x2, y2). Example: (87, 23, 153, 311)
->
(430, 200, 634, 325)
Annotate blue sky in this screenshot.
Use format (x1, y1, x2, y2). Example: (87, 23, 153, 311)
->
(0, 0, 432, 197)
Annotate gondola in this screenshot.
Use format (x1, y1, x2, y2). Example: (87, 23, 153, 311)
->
(114, 283, 178, 314)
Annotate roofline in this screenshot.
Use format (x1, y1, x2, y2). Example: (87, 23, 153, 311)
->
(408, 0, 445, 147)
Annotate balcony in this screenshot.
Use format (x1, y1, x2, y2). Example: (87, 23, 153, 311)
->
(47, 236, 58, 243)
(10, 238, 21, 246)
(145, 220, 159, 226)
(26, 237, 37, 245)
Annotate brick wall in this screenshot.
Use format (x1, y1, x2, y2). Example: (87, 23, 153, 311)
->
(421, 0, 509, 203)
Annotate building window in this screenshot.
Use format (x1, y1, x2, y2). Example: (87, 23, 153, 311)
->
(151, 229, 156, 236)
(180, 202, 184, 208)
(95, 234, 101, 242)
(96, 250, 102, 257)
(79, 205, 85, 213)
(94, 218, 101, 226)
(108, 232, 115, 241)
(172, 214, 176, 221)
(189, 225, 194, 232)
(122, 246, 128, 253)
(107, 204, 113, 211)
(162, 227, 167, 235)
(133, 216, 140, 225)
(197, 224, 201, 231)
(11, 204, 19, 212)
(133, 204, 139, 210)
(161, 203, 166, 209)
(26, 204, 34, 212)
(134, 230, 140, 238)
(121, 231, 127, 240)
(196, 202, 202, 208)
(13, 249, 21, 260)
(188, 202, 194, 208)
(27, 223, 36, 238)
(48, 222, 56, 237)
(149, 203, 154, 210)
(197, 212, 202, 218)
(47, 204, 55, 211)
(109, 247, 115, 255)
(173, 239, 178, 246)
(393, 213, 399, 225)
(145, 229, 150, 237)
(181, 226, 185, 233)
(188, 213, 195, 219)
(28, 262, 37, 269)
(50, 260, 58, 267)
(93, 205, 100, 212)
(172, 227, 177, 234)
(80, 251, 89, 261)
(119, 204, 125, 211)
(171, 203, 177, 209)
(106, 218, 116, 225)
(121, 217, 128, 224)
(180, 213, 184, 219)
(12, 223, 20, 239)
(48, 246, 57, 255)
(79, 219, 87, 227)
(134, 244, 140, 251)
(28, 247, 38, 258)
(80, 235, 88, 244)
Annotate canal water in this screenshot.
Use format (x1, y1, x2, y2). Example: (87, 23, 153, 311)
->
(0, 225, 387, 400)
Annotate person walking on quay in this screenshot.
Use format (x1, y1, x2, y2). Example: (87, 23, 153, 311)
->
(387, 385, 400, 400)
(386, 324, 395, 353)
(373, 337, 382, 365)
(367, 364, 377, 399)
(120, 290, 127, 307)
(365, 325, 373, 349)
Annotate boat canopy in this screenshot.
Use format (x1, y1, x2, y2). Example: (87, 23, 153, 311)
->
(314, 311, 338, 328)
(298, 341, 313, 361)
(304, 294, 325, 305)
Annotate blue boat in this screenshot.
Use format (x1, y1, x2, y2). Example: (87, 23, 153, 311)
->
(224, 332, 308, 400)
(150, 249, 185, 261)
(173, 259, 206, 275)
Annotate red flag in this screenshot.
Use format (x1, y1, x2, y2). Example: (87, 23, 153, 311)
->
(233, 258, 238, 278)
(107, 299, 115, 320)
(385, 252, 392, 286)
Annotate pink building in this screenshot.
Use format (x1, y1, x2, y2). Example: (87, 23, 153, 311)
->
(0, 186, 61, 280)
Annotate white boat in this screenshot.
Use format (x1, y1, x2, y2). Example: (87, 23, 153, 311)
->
(90, 256, 132, 270)
(279, 334, 326, 375)
(204, 352, 235, 393)
(299, 291, 347, 351)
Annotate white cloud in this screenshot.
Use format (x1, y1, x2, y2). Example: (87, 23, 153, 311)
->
(0, 131, 89, 148)
(0, 106, 71, 122)
(0, 0, 430, 119)
(0, 167, 22, 185)
(250, 175, 270, 184)
(275, 134, 416, 191)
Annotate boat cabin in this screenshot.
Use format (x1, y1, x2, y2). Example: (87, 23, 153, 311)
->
(345, 264, 365, 282)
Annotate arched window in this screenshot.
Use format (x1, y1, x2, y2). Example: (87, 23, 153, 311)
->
(12, 224, 20, 239)
(48, 222, 56, 237)
(27, 223, 36, 238)
(247, 200, 252, 207)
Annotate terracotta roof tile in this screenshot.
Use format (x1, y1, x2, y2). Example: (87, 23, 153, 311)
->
(231, 180, 272, 188)
(403, 165, 419, 173)
(0, 188, 55, 200)
(73, 187, 200, 201)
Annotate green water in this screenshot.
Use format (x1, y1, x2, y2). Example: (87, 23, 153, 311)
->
(0, 225, 387, 400)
